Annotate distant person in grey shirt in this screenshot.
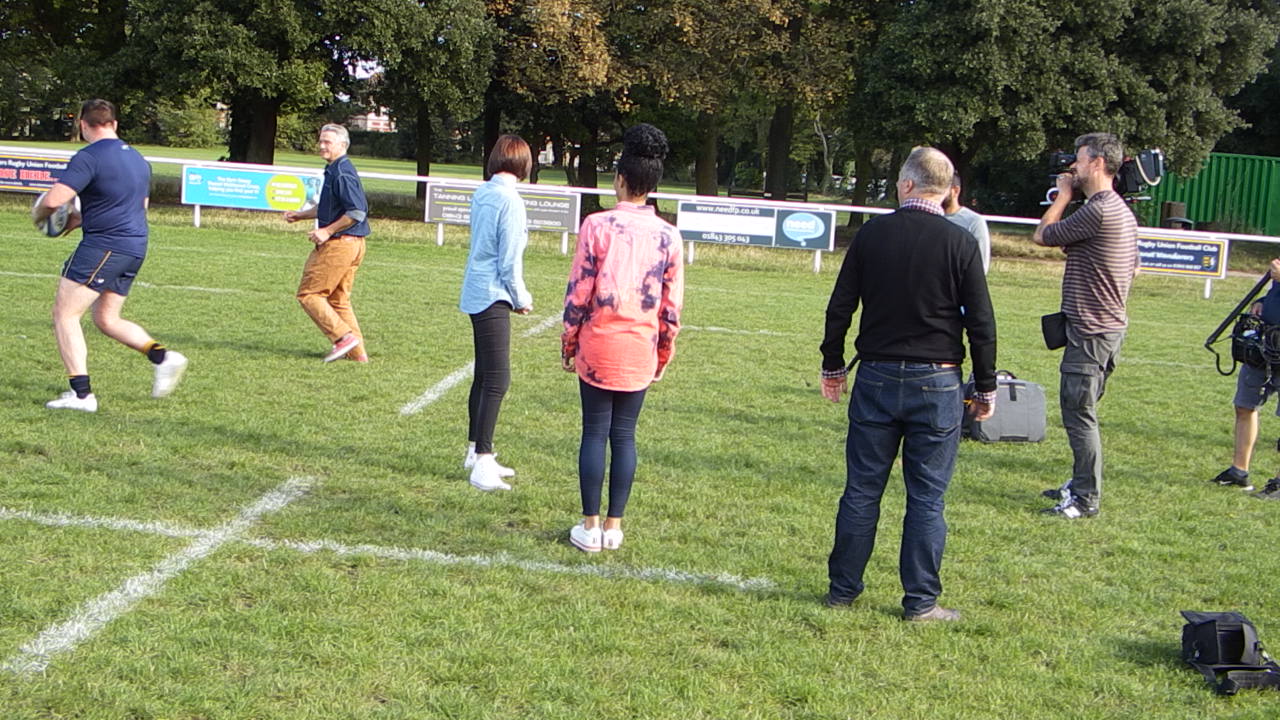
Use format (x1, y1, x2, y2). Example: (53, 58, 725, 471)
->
(943, 173, 990, 274)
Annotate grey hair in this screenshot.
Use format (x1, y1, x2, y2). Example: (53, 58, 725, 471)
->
(319, 123, 350, 147)
(898, 147, 954, 196)
(1074, 132, 1123, 175)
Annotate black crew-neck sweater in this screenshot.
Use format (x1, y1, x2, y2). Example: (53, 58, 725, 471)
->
(821, 207, 998, 392)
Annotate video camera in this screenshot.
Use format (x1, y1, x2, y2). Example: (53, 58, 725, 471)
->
(1046, 148, 1165, 198)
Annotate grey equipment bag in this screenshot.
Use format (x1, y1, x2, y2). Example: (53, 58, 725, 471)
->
(962, 370, 1046, 443)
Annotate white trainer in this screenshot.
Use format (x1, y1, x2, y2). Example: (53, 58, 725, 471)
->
(570, 522, 602, 553)
(469, 454, 512, 492)
(602, 527, 624, 550)
(463, 447, 515, 477)
(46, 391, 98, 413)
(152, 350, 188, 398)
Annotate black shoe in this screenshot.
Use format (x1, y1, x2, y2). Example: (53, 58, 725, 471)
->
(1212, 467, 1254, 491)
(1254, 479, 1280, 500)
(904, 605, 961, 622)
(1041, 498, 1098, 519)
(822, 592, 857, 608)
(1042, 481, 1071, 501)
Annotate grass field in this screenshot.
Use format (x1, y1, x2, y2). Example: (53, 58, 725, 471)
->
(1, 195, 1278, 719)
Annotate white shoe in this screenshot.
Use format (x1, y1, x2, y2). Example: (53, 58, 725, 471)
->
(463, 447, 515, 477)
(46, 391, 97, 413)
(152, 351, 188, 398)
(469, 454, 512, 492)
(602, 527, 624, 550)
(570, 522, 602, 553)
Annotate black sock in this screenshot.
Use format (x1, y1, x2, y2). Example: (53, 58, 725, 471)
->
(69, 375, 92, 399)
(144, 342, 167, 365)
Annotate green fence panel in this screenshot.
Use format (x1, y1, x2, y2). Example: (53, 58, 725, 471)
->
(1144, 153, 1280, 236)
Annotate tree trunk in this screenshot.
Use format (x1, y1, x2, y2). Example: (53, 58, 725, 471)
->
(765, 102, 795, 201)
(227, 91, 280, 165)
(577, 122, 601, 215)
(415, 103, 432, 200)
(694, 111, 719, 196)
(847, 146, 874, 228)
(481, 82, 501, 180)
(523, 132, 542, 183)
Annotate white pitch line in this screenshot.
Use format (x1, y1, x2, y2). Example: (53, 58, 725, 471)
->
(0, 499, 775, 602)
(399, 361, 475, 416)
(0, 507, 206, 540)
(2, 477, 313, 679)
(0, 270, 242, 294)
(399, 314, 561, 416)
(685, 325, 792, 337)
(243, 537, 775, 592)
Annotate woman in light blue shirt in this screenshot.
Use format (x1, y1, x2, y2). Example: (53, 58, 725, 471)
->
(460, 135, 533, 491)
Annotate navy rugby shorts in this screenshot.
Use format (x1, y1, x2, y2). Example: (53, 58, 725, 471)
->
(61, 246, 145, 296)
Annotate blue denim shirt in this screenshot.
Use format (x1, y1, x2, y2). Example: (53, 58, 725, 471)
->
(318, 155, 370, 236)
(460, 174, 532, 314)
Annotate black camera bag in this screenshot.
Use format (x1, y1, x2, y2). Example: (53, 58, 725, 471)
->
(1180, 610, 1280, 695)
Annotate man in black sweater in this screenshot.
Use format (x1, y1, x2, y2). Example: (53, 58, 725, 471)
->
(819, 147, 997, 622)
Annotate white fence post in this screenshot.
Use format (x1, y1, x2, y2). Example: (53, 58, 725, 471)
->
(687, 241, 696, 264)
(813, 250, 822, 273)
(436, 223, 444, 246)
(193, 204, 201, 228)
(561, 231, 569, 255)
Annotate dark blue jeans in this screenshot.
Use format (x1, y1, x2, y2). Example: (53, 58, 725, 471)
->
(828, 361, 963, 615)
(578, 379, 647, 517)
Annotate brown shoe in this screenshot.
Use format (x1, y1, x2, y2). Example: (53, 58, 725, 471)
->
(903, 605, 961, 622)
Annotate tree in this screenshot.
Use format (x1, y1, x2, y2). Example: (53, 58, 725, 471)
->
(850, 0, 1279, 190)
(0, 0, 131, 138)
(1215, 46, 1280, 157)
(365, 0, 493, 196)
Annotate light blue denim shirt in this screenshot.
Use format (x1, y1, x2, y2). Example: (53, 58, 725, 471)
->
(459, 173, 532, 314)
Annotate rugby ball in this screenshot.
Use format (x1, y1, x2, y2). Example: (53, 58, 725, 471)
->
(32, 192, 76, 238)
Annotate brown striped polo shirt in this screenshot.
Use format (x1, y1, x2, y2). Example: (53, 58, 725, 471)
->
(1041, 190, 1138, 334)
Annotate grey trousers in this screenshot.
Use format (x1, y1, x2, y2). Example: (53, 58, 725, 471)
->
(1060, 320, 1125, 508)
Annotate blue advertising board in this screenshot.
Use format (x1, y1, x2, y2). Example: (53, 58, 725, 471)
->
(676, 200, 835, 251)
(181, 166, 322, 212)
(0, 152, 69, 193)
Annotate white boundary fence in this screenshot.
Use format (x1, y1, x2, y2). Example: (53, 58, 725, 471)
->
(4, 144, 1279, 290)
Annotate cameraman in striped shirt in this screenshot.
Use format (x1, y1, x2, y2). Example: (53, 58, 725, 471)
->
(1033, 132, 1138, 519)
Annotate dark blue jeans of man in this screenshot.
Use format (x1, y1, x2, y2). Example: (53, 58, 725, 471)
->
(827, 361, 963, 615)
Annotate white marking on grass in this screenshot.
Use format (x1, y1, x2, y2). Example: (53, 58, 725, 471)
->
(1122, 358, 1208, 370)
(0, 507, 206, 540)
(0, 271, 242, 294)
(243, 537, 775, 592)
(2, 477, 313, 679)
(399, 361, 475, 416)
(399, 314, 562, 416)
(685, 325, 792, 337)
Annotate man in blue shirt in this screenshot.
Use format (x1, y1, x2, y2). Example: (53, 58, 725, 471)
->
(284, 124, 370, 362)
(1211, 257, 1280, 500)
(33, 98, 188, 413)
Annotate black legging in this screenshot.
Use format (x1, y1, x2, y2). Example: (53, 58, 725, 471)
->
(578, 379, 648, 518)
(468, 301, 511, 454)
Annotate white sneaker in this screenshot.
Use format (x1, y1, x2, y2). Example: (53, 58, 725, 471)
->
(570, 522, 602, 553)
(152, 351, 188, 398)
(46, 391, 97, 413)
(469, 454, 512, 492)
(463, 447, 515, 477)
(602, 527, 624, 550)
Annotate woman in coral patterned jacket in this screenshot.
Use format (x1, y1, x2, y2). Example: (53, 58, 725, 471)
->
(561, 123, 684, 553)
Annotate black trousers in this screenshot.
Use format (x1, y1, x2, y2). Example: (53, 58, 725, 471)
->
(468, 301, 512, 454)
